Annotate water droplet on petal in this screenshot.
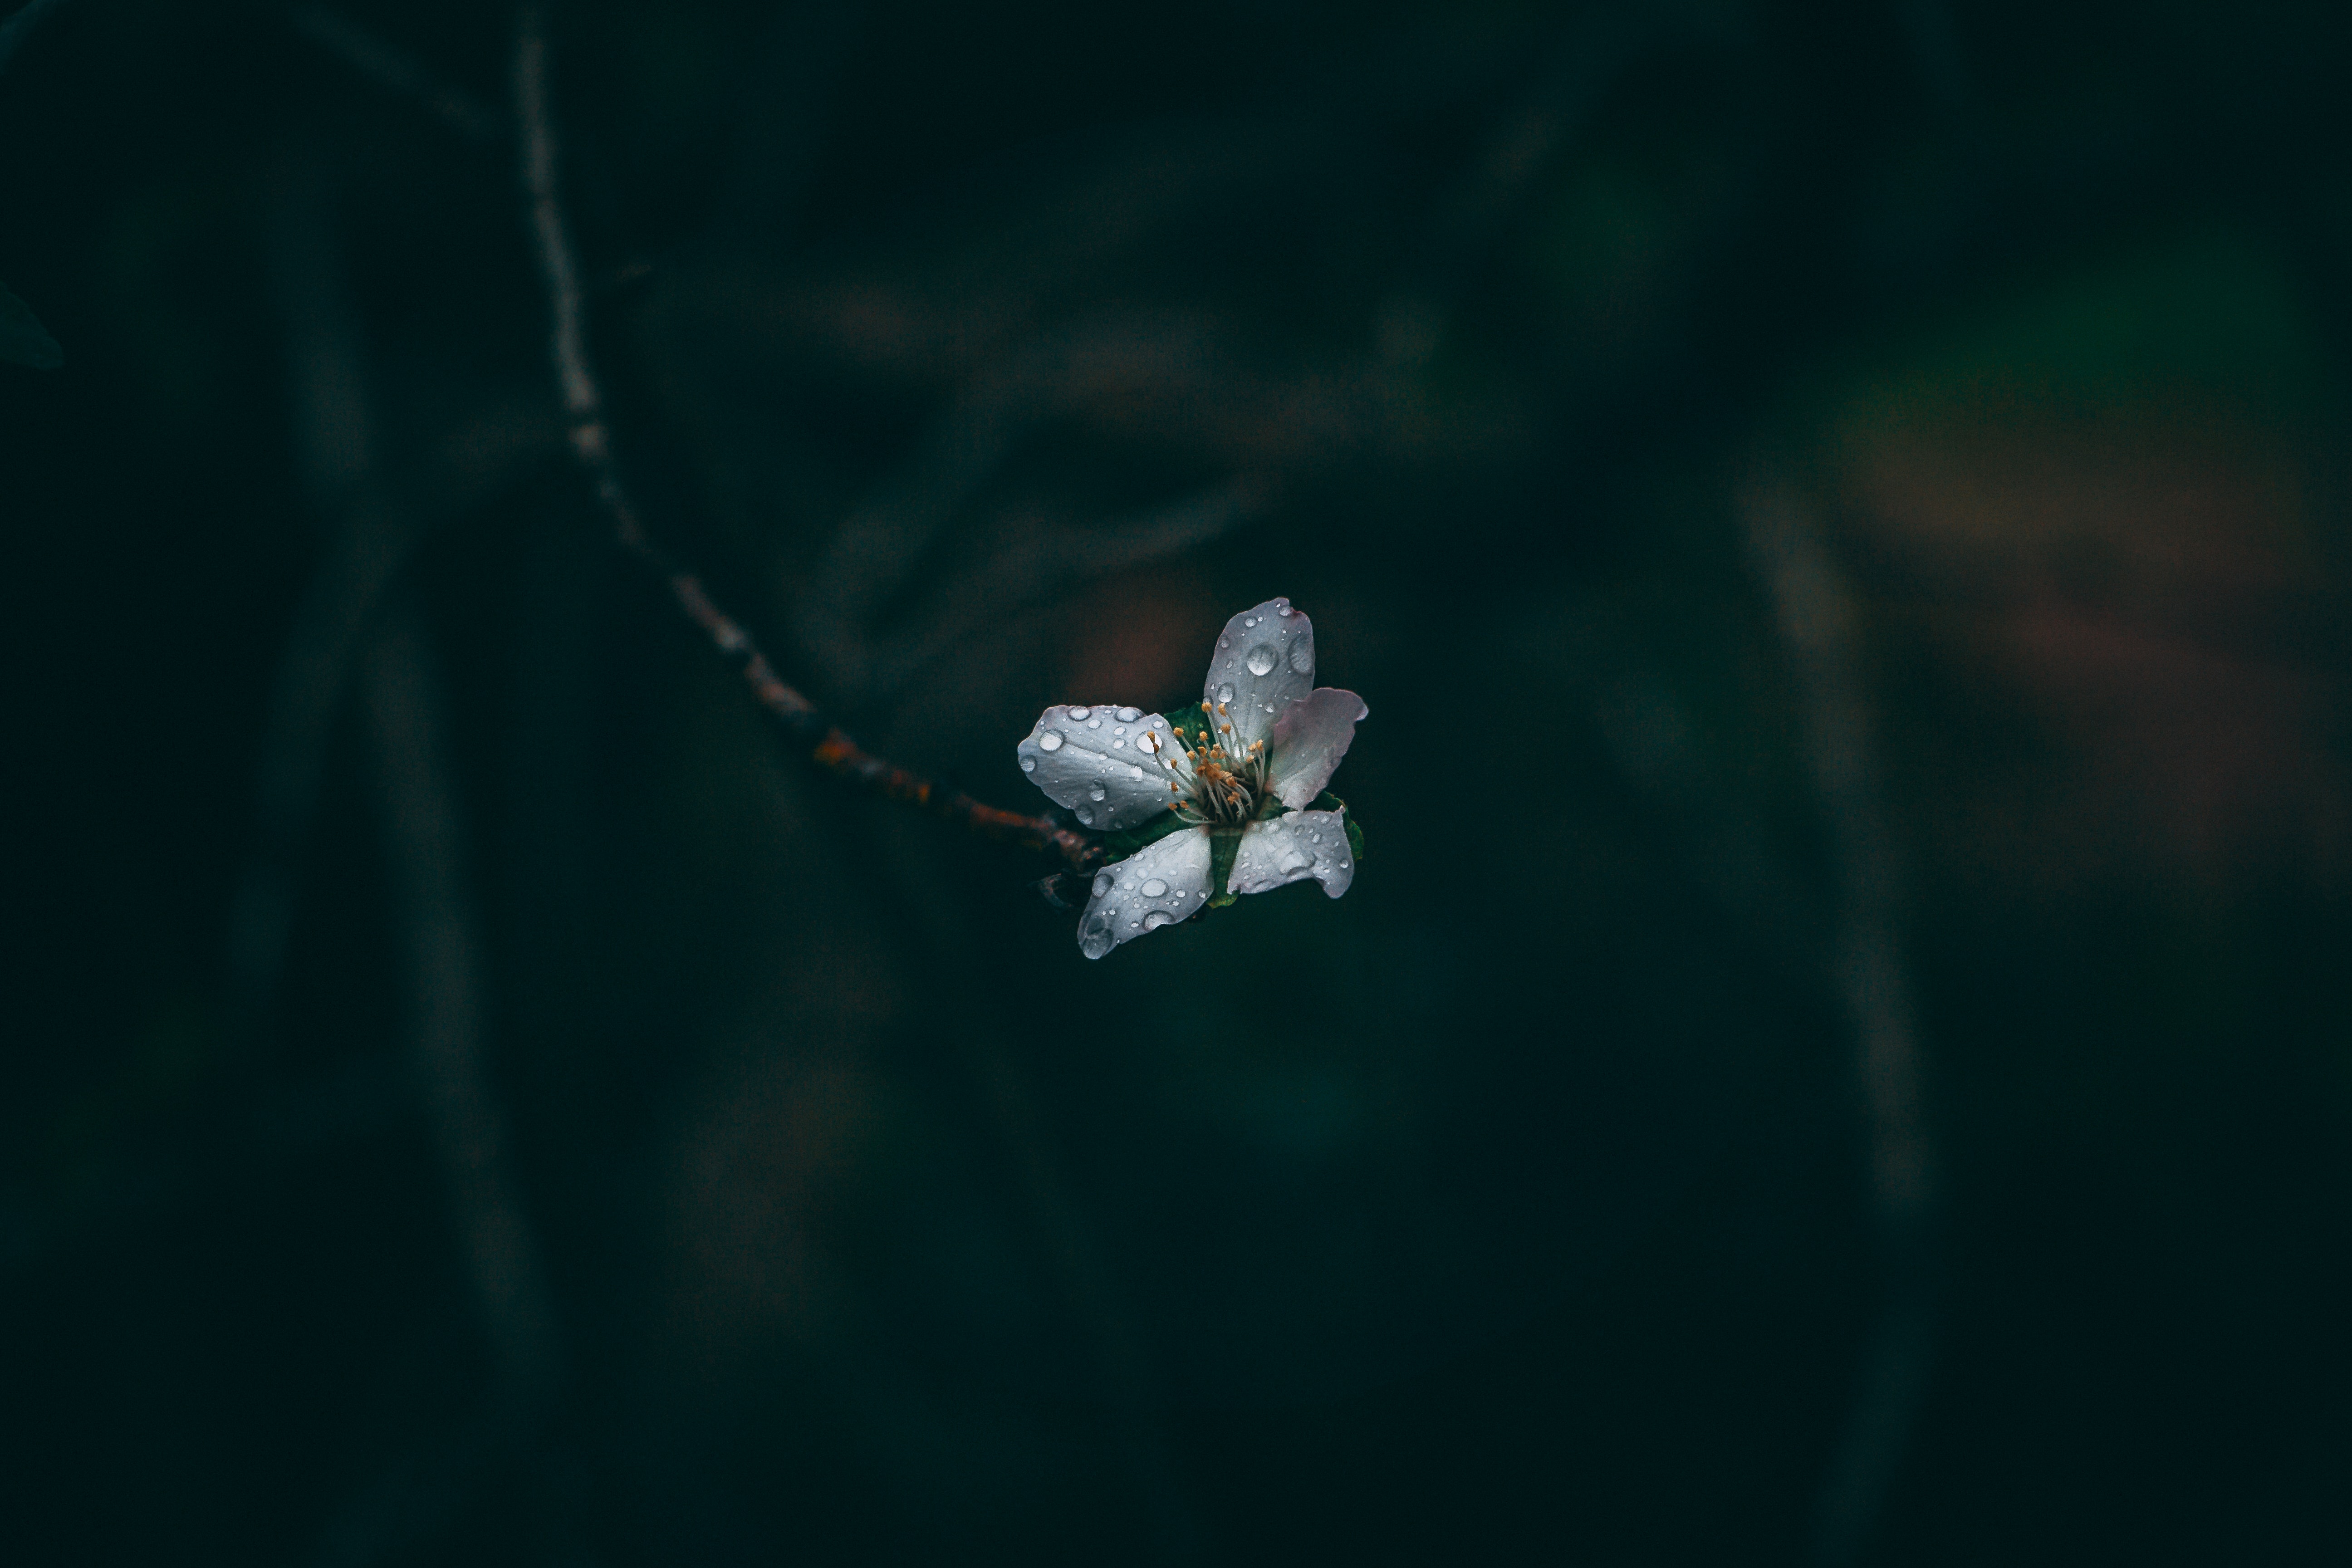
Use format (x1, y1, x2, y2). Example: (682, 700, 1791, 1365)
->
(1116, 707, 1141, 722)
(1088, 785, 1107, 802)
(1275, 600, 1293, 616)
(1088, 718, 1102, 729)
(1141, 877, 1167, 897)
(1092, 871, 1114, 898)
(1218, 683, 1236, 704)
(1142, 910, 1175, 930)
(1219, 636, 1230, 648)
(1137, 732, 1159, 754)
(1076, 808, 1092, 824)
(1038, 730, 1064, 751)
(1245, 644, 1278, 676)
(1068, 706, 1091, 721)
(1080, 911, 1113, 958)
(1289, 637, 1313, 674)
(1280, 850, 1309, 873)
(1020, 757, 1037, 773)
(1264, 703, 1276, 714)
(1128, 765, 1144, 779)
(1112, 738, 1126, 749)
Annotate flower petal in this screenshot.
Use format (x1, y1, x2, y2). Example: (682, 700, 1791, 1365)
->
(1076, 827, 1215, 959)
(1201, 598, 1315, 756)
(1267, 687, 1367, 808)
(1016, 705, 1191, 831)
(1228, 809, 1355, 900)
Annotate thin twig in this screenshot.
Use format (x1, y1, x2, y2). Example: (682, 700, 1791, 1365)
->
(1742, 485, 1941, 1568)
(257, 154, 580, 1565)
(512, 5, 1098, 875)
(289, 8, 505, 142)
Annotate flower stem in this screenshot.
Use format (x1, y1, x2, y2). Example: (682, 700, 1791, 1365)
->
(513, 7, 1099, 875)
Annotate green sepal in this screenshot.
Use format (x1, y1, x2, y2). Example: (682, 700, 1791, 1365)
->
(1310, 791, 1367, 863)
(1, 279, 63, 370)
(1101, 809, 1192, 859)
(1207, 829, 1242, 908)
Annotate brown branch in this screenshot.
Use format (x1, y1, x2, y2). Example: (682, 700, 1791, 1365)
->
(512, 6, 1098, 875)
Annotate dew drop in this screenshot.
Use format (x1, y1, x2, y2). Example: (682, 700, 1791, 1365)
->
(1142, 910, 1176, 931)
(1245, 644, 1278, 676)
(1076, 808, 1092, 824)
(1275, 600, 1293, 616)
(1219, 636, 1230, 648)
(1068, 706, 1091, 721)
(1092, 871, 1114, 898)
(1128, 765, 1144, 779)
(1218, 682, 1236, 704)
(1038, 730, 1064, 752)
(1080, 912, 1113, 959)
(1020, 757, 1037, 773)
(1141, 877, 1168, 897)
(1088, 718, 1102, 729)
(1116, 707, 1141, 722)
(1112, 738, 1126, 749)
(1264, 703, 1276, 713)
(1289, 637, 1313, 674)
(1088, 785, 1107, 802)
(1137, 732, 1159, 754)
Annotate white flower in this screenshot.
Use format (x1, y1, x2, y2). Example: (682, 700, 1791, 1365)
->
(1015, 596, 1367, 959)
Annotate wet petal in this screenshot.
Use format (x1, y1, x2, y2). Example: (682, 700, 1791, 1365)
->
(1201, 598, 1315, 756)
(1016, 706, 1191, 831)
(1266, 687, 1367, 808)
(1228, 809, 1354, 900)
(1075, 827, 1215, 960)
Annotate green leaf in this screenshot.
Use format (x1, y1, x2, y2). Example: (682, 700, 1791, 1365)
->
(0, 279, 63, 370)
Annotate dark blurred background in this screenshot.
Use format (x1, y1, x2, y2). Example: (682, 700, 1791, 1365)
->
(5, 0, 2350, 1561)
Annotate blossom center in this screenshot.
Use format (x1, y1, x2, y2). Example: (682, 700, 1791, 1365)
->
(1156, 696, 1275, 828)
